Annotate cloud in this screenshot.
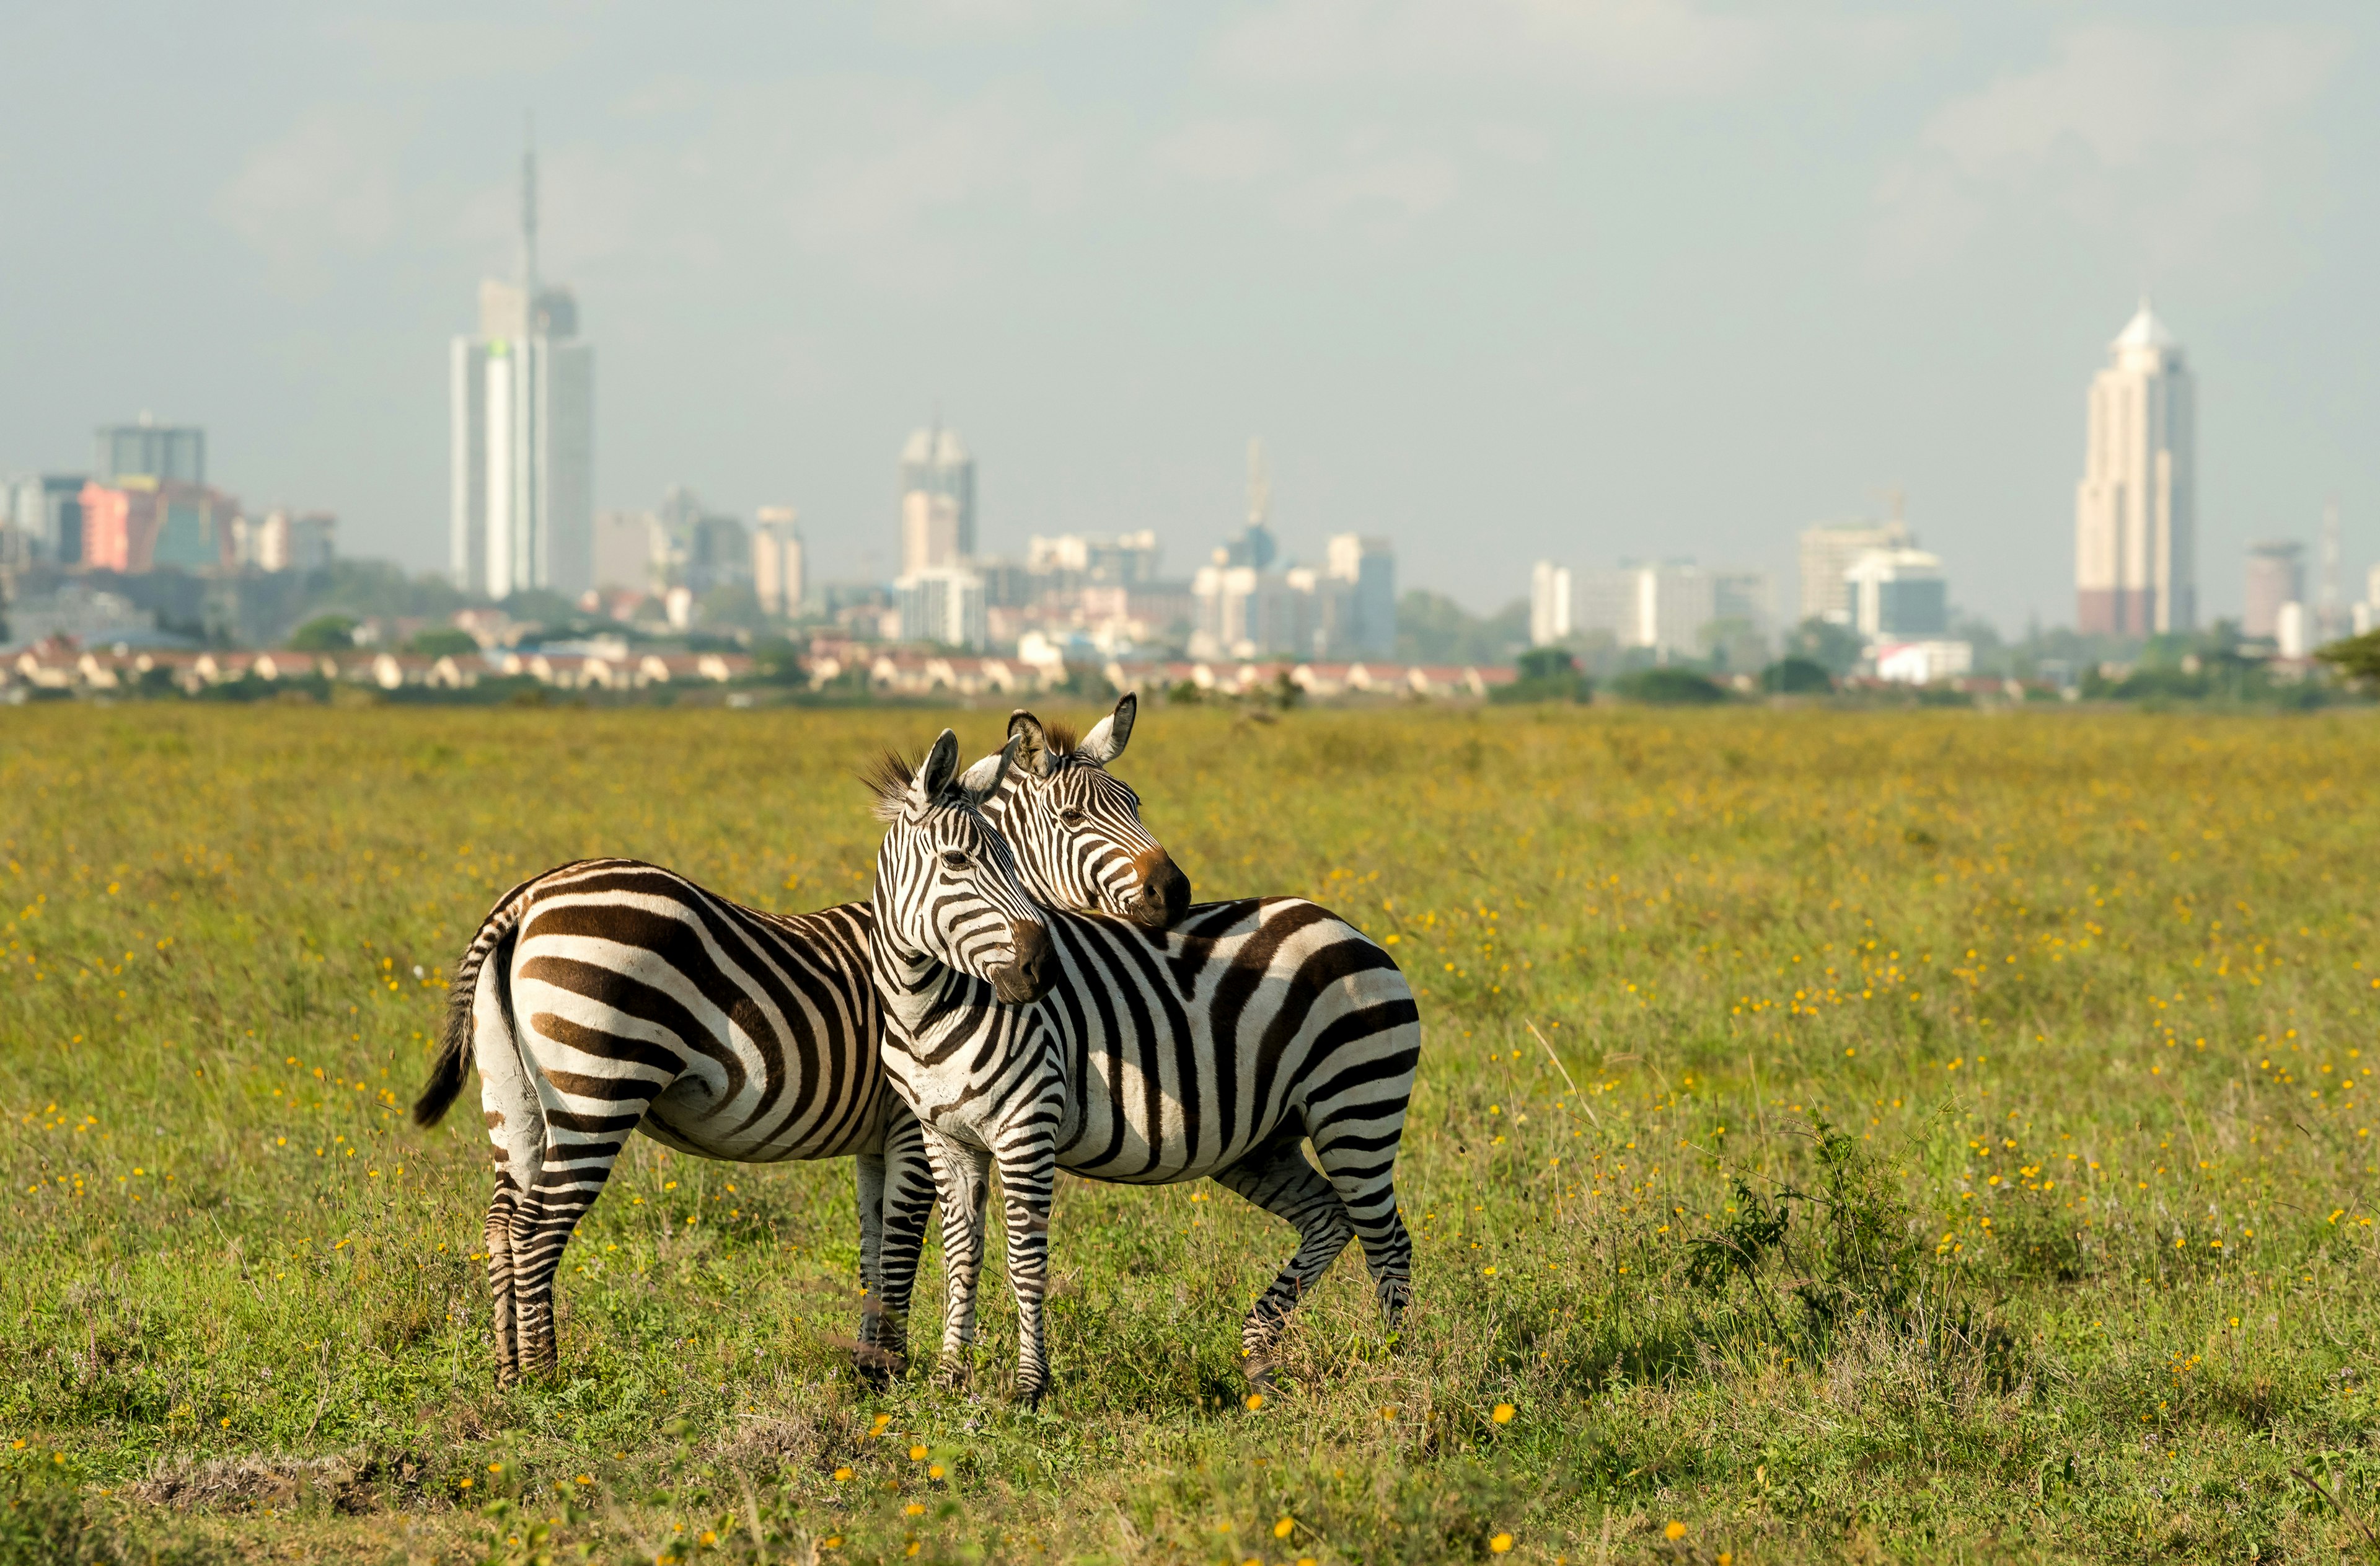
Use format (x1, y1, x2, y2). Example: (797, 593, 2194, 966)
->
(1277, 135, 1460, 234)
(873, 0, 1138, 42)
(1472, 122, 1549, 165)
(790, 86, 1092, 273)
(1153, 118, 1287, 184)
(215, 109, 405, 280)
(1214, 0, 1771, 98)
(1871, 24, 2342, 275)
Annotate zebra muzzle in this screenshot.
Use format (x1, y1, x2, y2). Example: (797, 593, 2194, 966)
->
(993, 919, 1053, 1004)
(1130, 848, 1191, 929)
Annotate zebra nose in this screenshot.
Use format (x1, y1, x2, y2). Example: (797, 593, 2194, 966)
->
(995, 919, 1052, 1004)
(1130, 849, 1191, 929)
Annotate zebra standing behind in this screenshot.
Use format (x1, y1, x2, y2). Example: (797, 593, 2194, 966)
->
(408, 861, 935, 1386)
(408, 699, 1191, 1388)
(869, 732, 1422, 1404)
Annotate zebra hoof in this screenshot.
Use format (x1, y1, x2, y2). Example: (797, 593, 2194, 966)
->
(932, 1358, 970, 1393)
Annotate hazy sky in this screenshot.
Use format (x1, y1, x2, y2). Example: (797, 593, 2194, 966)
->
(2, 2, 2374, 628)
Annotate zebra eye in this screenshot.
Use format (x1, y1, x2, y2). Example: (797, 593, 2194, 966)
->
(1059, 808, 1086, 828)
(939, 850, 970, 871)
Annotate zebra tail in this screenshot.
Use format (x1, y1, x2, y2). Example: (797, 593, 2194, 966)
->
(412, 879, 533, 1128)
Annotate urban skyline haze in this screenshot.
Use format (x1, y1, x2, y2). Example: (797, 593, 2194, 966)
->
(2, 2, 2375, 629)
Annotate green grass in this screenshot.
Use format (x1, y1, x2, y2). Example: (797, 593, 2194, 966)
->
(2, 704, 2378, 1564)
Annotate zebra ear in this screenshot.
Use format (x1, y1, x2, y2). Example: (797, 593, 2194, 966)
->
(957, 736, 1019, 807)
(1008, 709, 1054, 779)
(913, 729, 963, 803)
(1079, 691, 1136, 766)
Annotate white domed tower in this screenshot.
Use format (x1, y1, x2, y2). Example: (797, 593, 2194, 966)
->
(2074, 300, 2195, 635)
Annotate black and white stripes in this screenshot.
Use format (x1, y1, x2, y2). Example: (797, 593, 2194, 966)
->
(411, 858, 935, 1384)
(870, 724, 1421, 1403)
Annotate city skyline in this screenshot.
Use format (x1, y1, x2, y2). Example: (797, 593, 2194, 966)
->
(2, 6, 2376, 627)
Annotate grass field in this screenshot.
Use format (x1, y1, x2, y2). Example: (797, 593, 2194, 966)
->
(3, 704, 2378, 1565)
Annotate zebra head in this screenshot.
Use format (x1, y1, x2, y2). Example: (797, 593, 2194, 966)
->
(870, 730, 1054, 1006)
(999, 692, 1192, 931)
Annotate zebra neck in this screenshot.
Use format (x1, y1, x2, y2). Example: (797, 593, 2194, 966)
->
(865, 895, 964, 1048)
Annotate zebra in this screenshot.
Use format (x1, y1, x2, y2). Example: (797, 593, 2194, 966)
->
(988, 693, 1189, 932)
(869, 740, 1422, 1405)
(409, 712, 1186, 1387)
(407, 860, 935, 1387)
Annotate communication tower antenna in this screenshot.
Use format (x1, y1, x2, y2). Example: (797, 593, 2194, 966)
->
(2320, 495, 2342, 642)
(521, 112, 540, 297)
(1875, 485, 1908, 543)
(1246, 437, 1271, 530)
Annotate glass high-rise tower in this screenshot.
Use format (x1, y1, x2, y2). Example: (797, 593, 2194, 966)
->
(451, 140, 594, 600)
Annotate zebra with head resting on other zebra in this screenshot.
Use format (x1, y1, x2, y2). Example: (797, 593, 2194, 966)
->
(408, 697, 1182, 1387)
(868, 725, 1422, 1405)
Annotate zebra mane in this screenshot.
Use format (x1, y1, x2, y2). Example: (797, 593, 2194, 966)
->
(1040, 719, 1080, 758)
(862, 749, 920, 823)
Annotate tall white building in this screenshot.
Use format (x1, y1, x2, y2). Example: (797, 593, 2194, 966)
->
(1799, 518, 1907, 624)
(2076, 300, 2194, 635)
(754, 507, 804, 617)
(1026, 531, 1160, 584)
(1843, 547, 1947, 639)
(1325, 533, 1396, 657)
(450, 144, 594, 601)
(899, 424, 974, 576)
(1567, 562, 1769, 659)
(1529, 561, 1572, 647)
(591, 510, 658, 594)
(896, 567, 986, 650)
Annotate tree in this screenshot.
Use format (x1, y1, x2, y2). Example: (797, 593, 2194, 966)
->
(405, 627, 480, 658)
(1784, 617, 1865, 677)
(1491, 647, 1593, 705)
(1760, 656, 1833, 694)
(1611, 666, 1727, 706)
(288, 614, 358, 652)
(2317, 629, 2380, 685)
(1395, 591, 1530, 665)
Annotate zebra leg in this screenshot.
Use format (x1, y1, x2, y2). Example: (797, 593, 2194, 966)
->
(1308, 1120, 1414, 1334)
(990, 1131, 1058, 1408)
(853, 1149, 892, 1385)
(473, 960, 545, 1387)
(508, 1110, 651, 1379)
(483, 1185, 522, 1385)
(1212, 1135, 1355, 1387)
(872, 1108, 934, 1382)
(920, 1127, 991, 1390)
(508, 1068, 661, 1380)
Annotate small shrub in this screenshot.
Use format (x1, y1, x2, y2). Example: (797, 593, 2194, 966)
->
(1611, 667, 1727, 706)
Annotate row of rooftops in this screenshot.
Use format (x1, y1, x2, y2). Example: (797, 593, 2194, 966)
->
(2, 641, 1520, 701)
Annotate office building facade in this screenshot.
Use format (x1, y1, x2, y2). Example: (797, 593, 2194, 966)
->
(2242, 541, 2304, 641)
(1799, 518, 1906, 624)
(94, 420, 205, 485)
(2076, 301, 2195, 635)
(449, 146, 594, 601)
(899, 425, 974, 575)
(753, 507, 803, 616)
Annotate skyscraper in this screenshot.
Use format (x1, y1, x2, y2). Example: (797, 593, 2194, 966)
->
(1797, 516, 1906, 624)
(2242, 541, 2304, 641)
(898, 423, 974, 575)
(1528, 562, 1572, 647)
(451, 136, 594, 600)
(1326, 534, 1396, 657)
(94, 417, 205, 485)
(753, 507, 803, 617)
(2075, 301, 2195, 635)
